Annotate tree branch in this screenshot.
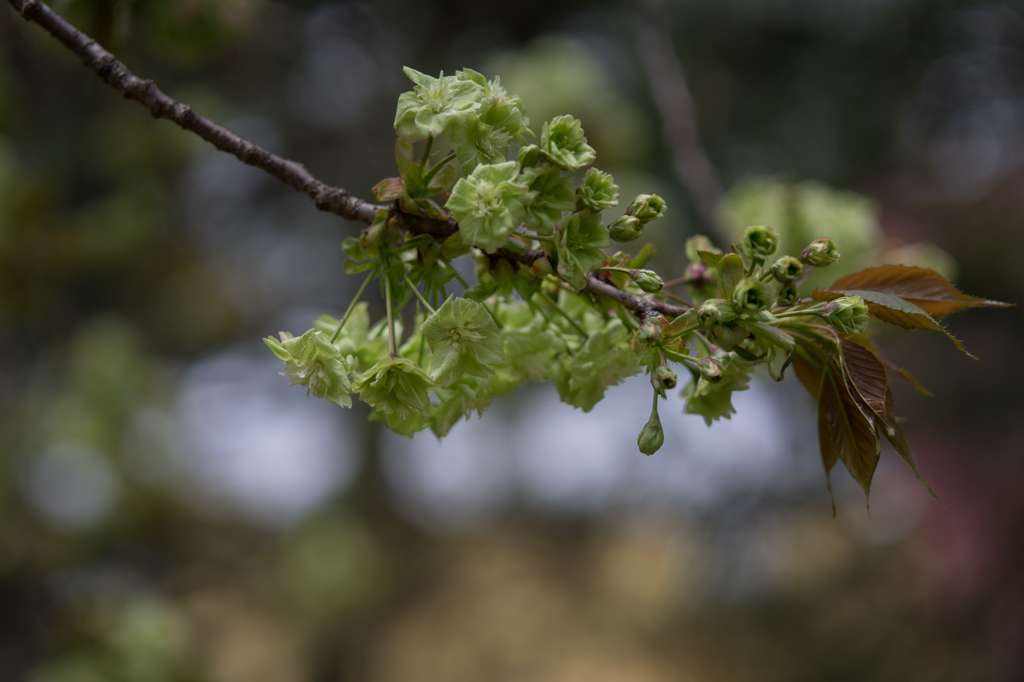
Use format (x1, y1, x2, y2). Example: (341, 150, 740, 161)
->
(635, 0, 726, 241)
(7, 0, 685, 321)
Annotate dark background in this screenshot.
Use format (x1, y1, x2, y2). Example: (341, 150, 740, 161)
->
(1, 0, 1023, 680)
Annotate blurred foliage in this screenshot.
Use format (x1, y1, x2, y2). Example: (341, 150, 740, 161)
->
(1, 0, 1023, 680)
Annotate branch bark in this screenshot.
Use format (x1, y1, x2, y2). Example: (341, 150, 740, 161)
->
(635, 0, 726, 241)
(7, 0, 688, 320)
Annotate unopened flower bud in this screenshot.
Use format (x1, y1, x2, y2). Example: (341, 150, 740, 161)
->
(636, 318, 662, 345)
(776, 282, 799, 307)
(699, 358, 721, 382)
(517, 144, 542, 167)
(626, 194, 667, 222)
(732, 278, 772, 314)
(825, 295, 869, 334)
(637, 406, 664, 455)
(653, 365, 677, 391)
(710, 322, 748, 351)
(608, 215, 644, 242)
(799, 238, 840, 267)
(742, 225, 779, 258)
(630, 269, 664, 293)
(697, 298, 737, 327)
(770, 256, 804, 282)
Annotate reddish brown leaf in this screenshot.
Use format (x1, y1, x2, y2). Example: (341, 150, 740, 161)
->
(878, 386, 940, 501)
(817, 264, 1010, 317)
(840, 338, 888, 417)
(814, 288, 974, 357)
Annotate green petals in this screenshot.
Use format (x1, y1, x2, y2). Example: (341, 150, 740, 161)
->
(520, 165, 577, 235)
(577, 168, 619, 212)
(553, 209, 611, 290)
(682, 355, 752, 426)
(394, 68, 485, 142)
(421, 297, 507, 386)
(264, 329, 353, 408)
(445, 161, 528, 252)
(555, 328, 639, 412)
(539, 115, 596, 171)
(354, 357, 433, 421)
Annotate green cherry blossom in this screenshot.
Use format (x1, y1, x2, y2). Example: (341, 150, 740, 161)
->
(553, 209, 611, 290)
(393, 67, 484, 142)
(445, 161, 528, 251)
(539, 115, 596, 171)
(354, 357, 433, 421)
(264, 329, 353, 408)
(577, 168, 619, 212)
(421, 296, 507, 386)
(519, 164, 577, 235)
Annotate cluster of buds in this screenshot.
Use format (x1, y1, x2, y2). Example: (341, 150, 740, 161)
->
(609, 194, 668, 242)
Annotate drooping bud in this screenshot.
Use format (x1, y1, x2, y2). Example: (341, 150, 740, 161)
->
(732, 278, 772, 314)
(637, 401, 664, 455)
(742, 225, 779, 258)
(696, 298, 738, 327)
(630, 269, 664, 293)
(770, 256, 805, 282)
(653, 365, 677, 392)
(775, 282, 799, 307)
(517, 144, 542, 167)
(824, 295, 869, 334)
(799, 238, 840, 267)
(625, 194, 668, 222)
(608, 215, 644, 242)
(698, 358, 721, 382)
(636, 318, 662, 345)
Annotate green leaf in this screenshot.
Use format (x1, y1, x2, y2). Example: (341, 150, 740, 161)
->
(698, 250, 724, 268)
(553, 210, 610, 290)
(717, 253, 744, 301)
(681, 354, 752, 426)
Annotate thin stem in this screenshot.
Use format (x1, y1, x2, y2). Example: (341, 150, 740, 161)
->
(521, 232, 554, 243)
(537, 292, 588, 338)
(403, 274, 436, 315)
(330, 274, 373, 342)
(421, 137, 434, 166)
(659, 290, 692, 307)
(439, 255, 471, 290)
(422, 152, 456, 186)
(385, 276, 396, 359)
(661, 274, 702, 288)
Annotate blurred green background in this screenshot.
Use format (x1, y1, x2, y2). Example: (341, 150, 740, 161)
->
(2, 0, 1023, 680)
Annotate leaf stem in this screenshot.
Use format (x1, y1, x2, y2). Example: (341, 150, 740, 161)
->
(421, 137, 434, 166)
(403, 274, 436, 315)
(330, 274, 373, 342)
(537, 291, 588, 338)
(439, 255, 472, 290)
(385, 275, 396, 358)
(422, 152, 456, 186)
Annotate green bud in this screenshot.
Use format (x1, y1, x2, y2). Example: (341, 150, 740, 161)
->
(698, 358, 721, 382)
(636, 318, 662, 345)
(799, 238, 840, 267)
(608, 215, 644, 242)
(517, 144, 542, 167)
(742, 225, 779, 258)
(653, 365, 677, 392)
(696, 298, 738, 327)
(732, 278, 772, 314)
(626, 194, 667, 223)
(770, 256, 805, 282)
(637, 403, 664, 455)
(824, 296, 869, 335)
(577, 167, 620, 212)
(775, 282, 799, 307)
(630, 269, 664, 293)
(709, 322, 748, 351)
